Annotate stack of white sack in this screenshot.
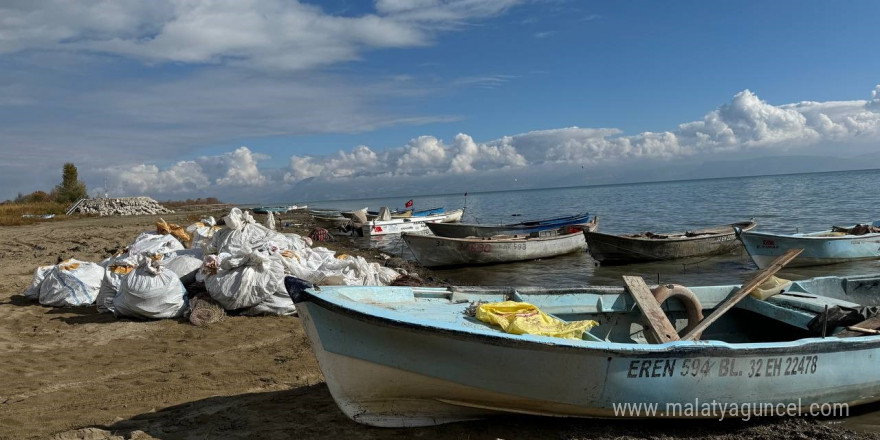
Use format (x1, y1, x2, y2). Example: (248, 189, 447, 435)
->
(24, 259, 105, 307)
(186, 216, 222, 253)
(199, 251, 295, 315)
(276, 246, 400, 286)
(113, 254, 189, 319)
(208, 208, 295, 255)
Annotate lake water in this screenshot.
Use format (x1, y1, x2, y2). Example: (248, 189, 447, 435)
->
(300, 169, 880, 288)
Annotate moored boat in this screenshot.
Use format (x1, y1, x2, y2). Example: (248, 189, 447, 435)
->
(363, 209, 464, 236)
(289, 272, 880, 427)
(252, 206, 290, 214)
(426, 212, 593, 238)
(585, 220, 756, 265)
(402, 225, 589, 268)
(739, 222, 880, 269)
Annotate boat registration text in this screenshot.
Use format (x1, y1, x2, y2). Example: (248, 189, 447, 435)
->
(626, 355, 819, 379)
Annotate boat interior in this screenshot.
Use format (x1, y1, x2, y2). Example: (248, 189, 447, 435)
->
(323, 273, 880, 345)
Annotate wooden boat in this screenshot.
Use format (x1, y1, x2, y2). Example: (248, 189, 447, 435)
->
(739, 223, 880, 269)
(585, 220, 756, 265)
(252, 206, 290, 214)
(340, 207, 369, 219)
(426, 212, 593, 238)
(363, 209, 464, 236)
(402, 225, 589, 268)
(289, 271, 880, 427)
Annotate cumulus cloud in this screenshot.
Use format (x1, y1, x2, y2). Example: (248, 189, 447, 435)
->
(0, 0, 525, 71)
(102, 146, 267, 196)
(104, 84, 880, 200)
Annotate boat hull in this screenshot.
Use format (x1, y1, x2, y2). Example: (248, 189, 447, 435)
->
(586, 221, 755, 265)
(740, 230, 880, 269)
(402, 231, 586, 268)
(296, 283, 880, 427)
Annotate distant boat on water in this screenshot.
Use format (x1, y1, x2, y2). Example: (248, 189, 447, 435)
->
(739, 222, 880, 269)
(426, 212, 593, 238)
(585, 220, 757, 265)
(402, 224, 589, 268)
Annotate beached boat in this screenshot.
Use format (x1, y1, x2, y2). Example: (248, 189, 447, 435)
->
(290, 271, 880, 427)
(363, 209, 464, 236)
(340, 207, 369, 219)
(252, 206, 290, 214)
(402, 225, 589, 268)
(585, 220, 756, 265)
(739, 223, 880, 269)
(426, 212, 594, 238)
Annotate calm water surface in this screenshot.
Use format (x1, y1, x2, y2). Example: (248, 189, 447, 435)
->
(301, 169, 880, 287)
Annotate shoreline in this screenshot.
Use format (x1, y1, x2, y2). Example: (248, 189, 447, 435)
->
(0, 209, 876, 439)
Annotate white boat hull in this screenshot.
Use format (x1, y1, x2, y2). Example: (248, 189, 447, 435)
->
(363, 210, 461, 236)
(402, 231, 586, 267)
(740, 230, 880, 269)
(296, 282, 880, 427)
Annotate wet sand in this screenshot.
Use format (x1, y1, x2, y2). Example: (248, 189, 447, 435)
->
(0, 210, 877, 439)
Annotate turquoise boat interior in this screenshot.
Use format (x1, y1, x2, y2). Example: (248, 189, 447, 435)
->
(302, 274, 880, 346)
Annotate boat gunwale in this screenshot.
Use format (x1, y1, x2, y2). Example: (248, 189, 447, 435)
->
(586, 220, 756, 244)
(401, 229, 587, 244)
(430, 212, 591, 230)
(741, 229, 880, 241)
(294, 285, 880, 358)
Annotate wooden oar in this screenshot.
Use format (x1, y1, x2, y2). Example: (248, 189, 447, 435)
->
(681, 248, 803, 341)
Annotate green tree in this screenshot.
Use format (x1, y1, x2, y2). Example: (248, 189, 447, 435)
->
(54, 163, 88, 203)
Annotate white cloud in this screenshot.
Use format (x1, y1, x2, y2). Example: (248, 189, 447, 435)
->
(101, 83, 880, 200)
(103, 146, 267, 196)
(0, 0, 525, 71)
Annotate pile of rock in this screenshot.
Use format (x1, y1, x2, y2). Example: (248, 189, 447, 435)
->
(73, 197, 174, 216)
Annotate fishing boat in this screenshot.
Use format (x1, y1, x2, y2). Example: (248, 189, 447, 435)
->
(739, 222, 880, 269)
(426, 212, 594, 238)
(252, 206, 290, 214)
(340, 207, 369, 219)
(401, 225, 589, 268)
(585, 220, 756, 265)
(363, 209, 464, 236)
(289, 269, 880, 427)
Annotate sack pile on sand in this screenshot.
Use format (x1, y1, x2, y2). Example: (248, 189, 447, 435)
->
(23, 207, 403, 322)
(72, 197, 174, 216)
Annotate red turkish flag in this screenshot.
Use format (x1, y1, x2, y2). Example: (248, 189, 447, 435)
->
(405, 199, 413, 208)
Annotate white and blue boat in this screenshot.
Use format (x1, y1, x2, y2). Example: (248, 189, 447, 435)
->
(426, 212, 593, 238)
(289, 274, 880, 427)
(739, 223, 880, 269)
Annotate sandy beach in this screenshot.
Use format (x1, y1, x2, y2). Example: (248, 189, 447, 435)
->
(1, 210, 877, 439)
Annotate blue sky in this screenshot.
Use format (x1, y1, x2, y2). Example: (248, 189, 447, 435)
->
(1, 0, 879, 202)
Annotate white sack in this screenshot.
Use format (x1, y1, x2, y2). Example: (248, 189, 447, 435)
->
(95, 255, 139, 313)
(204, 251, 285, 311)
(128, 232, 185, 256)
(25, 259, 105, 307)
(241, 290, 297, 316)
(209, 208, 293, 255)
(163, 248, 205, 287)
(113, 256, 188, 319)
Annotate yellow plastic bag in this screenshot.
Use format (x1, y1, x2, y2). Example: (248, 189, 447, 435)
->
(476, 301, 598, 340)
